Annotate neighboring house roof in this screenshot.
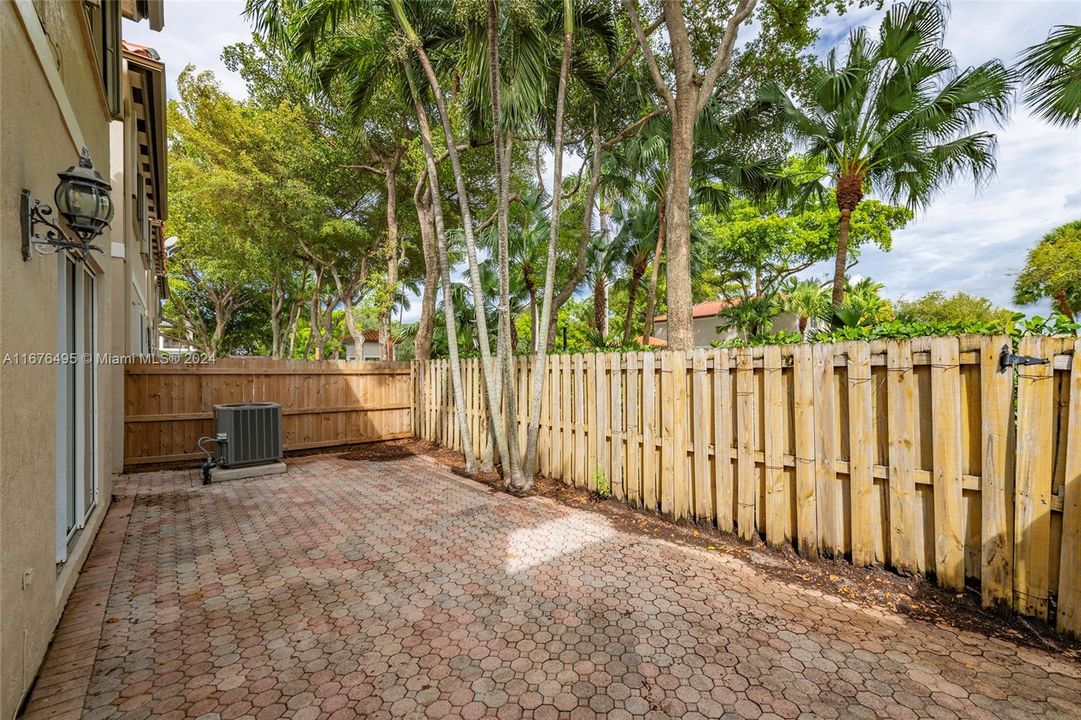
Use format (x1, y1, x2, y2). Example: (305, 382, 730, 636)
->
(121, 40, 161, 61)
(654, 299, 738, 323)
(345, 330, 383, 344)
(122, 40, 167, 221)
(634, 336, 668, 348)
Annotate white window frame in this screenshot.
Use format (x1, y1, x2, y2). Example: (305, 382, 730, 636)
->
(55, 254, 99, 564)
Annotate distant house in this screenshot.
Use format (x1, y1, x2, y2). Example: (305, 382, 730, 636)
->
(344, 329, 394, 361)
(653, 299, 800, 348)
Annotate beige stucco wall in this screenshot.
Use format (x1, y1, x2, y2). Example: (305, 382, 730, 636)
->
(0, 2, 121, 716)
(654, 311, 802, 347)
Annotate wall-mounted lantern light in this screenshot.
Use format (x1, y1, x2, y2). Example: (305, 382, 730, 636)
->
(21, 147, 114, 261)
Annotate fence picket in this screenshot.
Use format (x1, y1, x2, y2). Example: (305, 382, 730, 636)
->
(610, 354, 625, 500)
(574, 353, 586, 487)
(660, 352, 676, 515)
(626, 353, 641, 506)
(793, 344, 817, 558)
(849, 342, 875, 565)
(713, 349, 734, 533)
(693, 350, 711, 521)
(980, 336, 1014, 609)
(813, 343, 840, 557)
(887, 340, 918, 574)
(642, 352, 657, 511)
(736, 348, 756, 540)
(1014, 336, 1057, 618)
(931, 336, 965, 590)
(763, 345, 786, 547)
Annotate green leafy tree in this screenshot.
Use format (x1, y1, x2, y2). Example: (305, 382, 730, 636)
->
(1018, 25, 1081, 127)
(895, 291, 1014, 326)
(701, 197, 911, 299)
(763, 1, 1012, 307)
(1014, 220, 1081, 320)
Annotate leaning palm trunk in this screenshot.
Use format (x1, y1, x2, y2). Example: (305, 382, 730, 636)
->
(522, 0, 574, 485)
(393, 0, 515, 480)
(407, 72, 477, 472)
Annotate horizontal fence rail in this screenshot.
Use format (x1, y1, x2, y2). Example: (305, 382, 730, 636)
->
(124, 358, 413, 468)
(415, 335, 1081, 638)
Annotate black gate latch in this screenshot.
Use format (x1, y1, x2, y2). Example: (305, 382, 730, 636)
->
(998, 344, 1050, 373)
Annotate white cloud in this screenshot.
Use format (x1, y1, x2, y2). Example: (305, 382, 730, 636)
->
(124, 0, 252, 100)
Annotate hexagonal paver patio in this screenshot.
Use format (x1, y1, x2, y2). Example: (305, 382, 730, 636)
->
(23, 453, 1081, 719)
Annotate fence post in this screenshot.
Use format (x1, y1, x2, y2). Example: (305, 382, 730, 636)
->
(1058, 339, 1081, 637)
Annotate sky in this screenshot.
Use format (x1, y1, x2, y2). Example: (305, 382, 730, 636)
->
(128, 0, 1081, 321)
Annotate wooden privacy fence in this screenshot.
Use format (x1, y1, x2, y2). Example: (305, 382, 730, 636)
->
(415, 335, 1081, 637)
(124, 358, 412, 468)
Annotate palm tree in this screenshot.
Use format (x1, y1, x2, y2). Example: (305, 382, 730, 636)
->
(1018, 24, 1081, 127)
(608, 201, 657, 342)
(780, 278, 830, 340)
(460, 0, 615, 486)
(763, 1, 1012, 308)
(246, 0, 485, 471)
(717, 296, 780, 343)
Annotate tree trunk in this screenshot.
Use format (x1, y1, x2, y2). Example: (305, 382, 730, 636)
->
(269, 278, 284, 359)
(305, 269, 323, 359)
(832, 172, 864, 309)
(408, 71, 477, 472)
(833, 209, 852, 308)
(623, 263, 645, 342)
(623, 0, 759, 349)
(414, 189, 438, 361)
(664, 104, 696, 351)
(598, 203, 611, 336)
(642, 199, 666, 341)
(521, 0, 573, 485)
(1055, 289, 1075, 320)
(380, 161, 400, 361)
(593, 274, 607, 333)
(333, 270, 364, 354)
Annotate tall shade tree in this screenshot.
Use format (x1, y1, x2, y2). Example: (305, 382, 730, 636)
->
(1014, 219, 1081, 320)
(1018, 24, 1081, 127)
(763, 1, 1013, 307)
(620, 0, 825, 349)
(621, 0, 761, 349)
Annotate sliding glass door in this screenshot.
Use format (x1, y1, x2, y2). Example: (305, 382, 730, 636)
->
(56, 255, 98, 563)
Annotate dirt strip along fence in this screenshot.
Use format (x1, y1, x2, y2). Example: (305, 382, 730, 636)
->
(415, 335, 1081, 638)
(124, 358, 413, 469)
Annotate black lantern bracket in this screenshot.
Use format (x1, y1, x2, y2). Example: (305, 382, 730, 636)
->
(20, 189, 105, 261)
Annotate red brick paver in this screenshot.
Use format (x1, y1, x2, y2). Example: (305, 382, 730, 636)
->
(23, 454, 1081, 719)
